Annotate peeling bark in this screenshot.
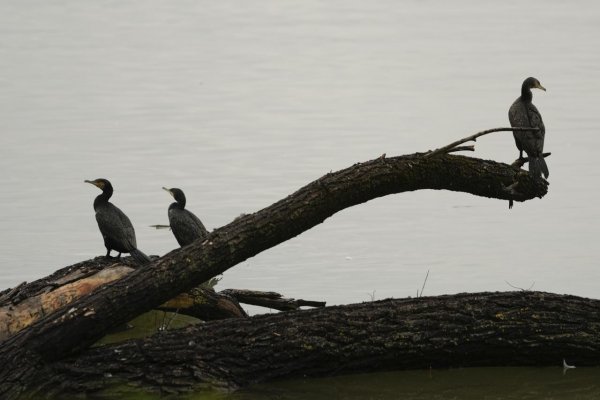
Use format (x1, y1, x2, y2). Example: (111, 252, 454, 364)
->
(0, 257, 246, 341)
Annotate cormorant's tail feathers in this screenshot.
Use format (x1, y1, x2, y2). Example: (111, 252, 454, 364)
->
(540, 157, 549, 178)
(529, 156, 549, 179)
(130, 248, 151, 265)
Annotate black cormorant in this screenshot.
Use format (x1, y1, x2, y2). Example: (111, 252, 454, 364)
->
(85, 178, 151, 265)
(163, 187, 208, 247)
(509, 77, 549, 178)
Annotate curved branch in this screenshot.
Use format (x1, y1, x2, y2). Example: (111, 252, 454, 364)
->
(0, 151, 549, 399)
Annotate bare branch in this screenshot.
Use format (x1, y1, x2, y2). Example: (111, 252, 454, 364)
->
(505, 280, 536, 291)
(446, 145, 475, 153)
(417, 270, 430, 297)
(220, 289, 325, 311)
(427, 127, 539, 158)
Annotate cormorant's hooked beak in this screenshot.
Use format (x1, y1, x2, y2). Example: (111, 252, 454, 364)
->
(85, 179, 104, 189)
(162, 187, 174, 197)
(535, 82, 546, 91)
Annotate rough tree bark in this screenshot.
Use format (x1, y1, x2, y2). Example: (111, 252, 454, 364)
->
(0, 149, 549, 399)
(29, 291, 600, 397)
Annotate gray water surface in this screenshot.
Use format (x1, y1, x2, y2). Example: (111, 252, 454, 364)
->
(1, 0, 599, 396)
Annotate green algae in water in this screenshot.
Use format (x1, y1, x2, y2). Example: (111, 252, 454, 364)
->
(95, 310, 201, 346)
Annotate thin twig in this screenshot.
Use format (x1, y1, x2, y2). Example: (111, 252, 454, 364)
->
(160, 308, 180, 331)
(505, 280, 535, 291)
(150, 224, 171, 230)
(426, 127, 539, 158)
(367, 290, 376, 302)
(418, 270, 430, 298)
(446, 145, 475, 153)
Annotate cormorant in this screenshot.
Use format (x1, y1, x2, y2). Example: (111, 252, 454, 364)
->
(163, 187, 208, 247)
(509, 77, 549, 178)
(85, 178, 151, 265)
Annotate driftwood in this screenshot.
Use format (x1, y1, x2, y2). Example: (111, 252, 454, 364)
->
(0, 137, 550, 399)
(27, 291, 600, 397)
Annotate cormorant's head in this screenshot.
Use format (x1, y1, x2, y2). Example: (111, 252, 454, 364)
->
(523, 77, 546, 92)
(163, 187, 186, 206)
(85, 178, 112, 192)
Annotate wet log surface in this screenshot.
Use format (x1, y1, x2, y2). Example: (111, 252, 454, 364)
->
(31, 291, 600, 397)
(0, 153, 549, 399)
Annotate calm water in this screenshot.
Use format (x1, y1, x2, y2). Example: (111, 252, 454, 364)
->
(1, 0, 600, 397)
(97, 367, 600, 400)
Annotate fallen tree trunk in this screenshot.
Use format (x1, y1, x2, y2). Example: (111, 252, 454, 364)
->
(0, 150, 549, 399)
(28, 291, 600, 397)
(0, 257, 247, 341)
(0, 257, 327, 341)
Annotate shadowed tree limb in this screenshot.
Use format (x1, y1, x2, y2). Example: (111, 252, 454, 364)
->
(220, 289, 326, 311)
(0, 143, 549, 399)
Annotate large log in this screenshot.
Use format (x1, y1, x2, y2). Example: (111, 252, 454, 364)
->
(28, 291, 600, 397)
(0, 257, 247, 341)
(0, 152, 548, 399)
